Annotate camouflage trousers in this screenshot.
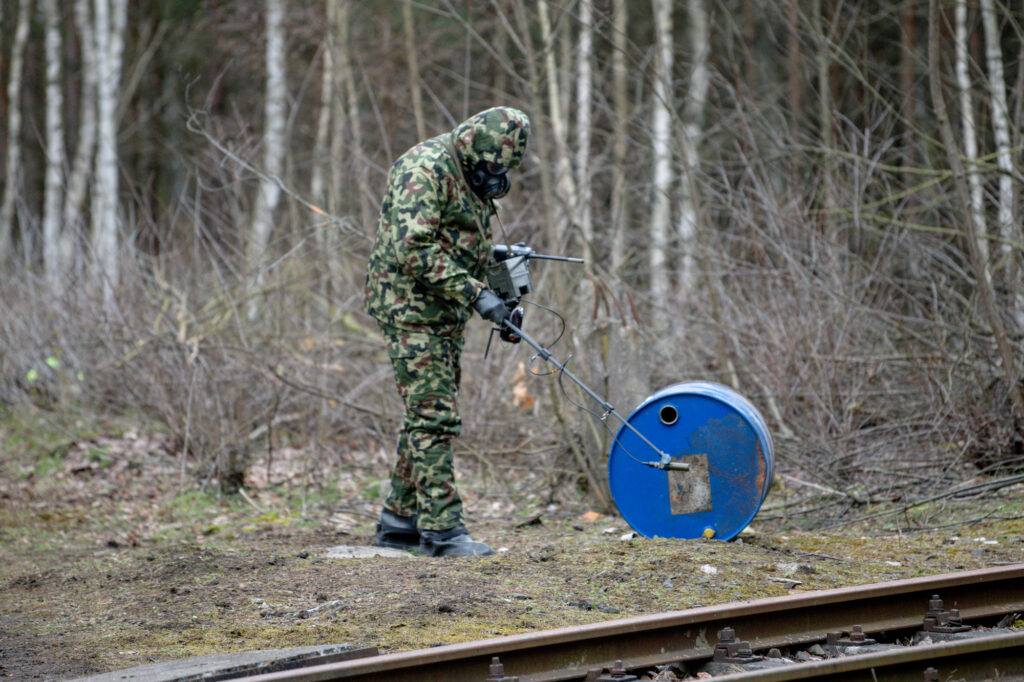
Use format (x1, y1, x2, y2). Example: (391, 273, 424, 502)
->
(379, 324, 465, 531)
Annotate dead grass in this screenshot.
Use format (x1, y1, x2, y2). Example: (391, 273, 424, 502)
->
(2, 405, 1022, 680)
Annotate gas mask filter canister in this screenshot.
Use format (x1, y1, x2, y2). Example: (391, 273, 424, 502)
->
(468, 160, 510, 200)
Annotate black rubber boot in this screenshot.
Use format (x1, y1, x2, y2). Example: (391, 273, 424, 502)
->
(418, 525, 495, 557)
(374, 509, 419, 551)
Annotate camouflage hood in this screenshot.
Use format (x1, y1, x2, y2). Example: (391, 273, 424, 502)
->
(364, 106, 530, 336)
(450, 107, 531, 172)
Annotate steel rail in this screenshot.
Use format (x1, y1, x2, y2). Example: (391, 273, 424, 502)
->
(244, 564, 1024, 682)
(710, 630, 1024, 681)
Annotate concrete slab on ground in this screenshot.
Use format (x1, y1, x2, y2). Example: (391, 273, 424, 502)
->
(75, 643, 377, 681)
(324, 544, 414, 559)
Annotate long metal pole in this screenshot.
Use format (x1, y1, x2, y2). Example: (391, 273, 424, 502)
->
(502, 320, 688, 471)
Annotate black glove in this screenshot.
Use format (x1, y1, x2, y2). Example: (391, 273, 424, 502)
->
(473, 289, 512, 325)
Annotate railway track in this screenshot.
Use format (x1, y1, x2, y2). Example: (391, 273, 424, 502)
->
(708, 630, 1024, 681)
(243, 564, 1024, 682)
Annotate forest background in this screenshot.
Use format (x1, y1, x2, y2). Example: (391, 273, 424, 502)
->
(1, 0, 1023, 524)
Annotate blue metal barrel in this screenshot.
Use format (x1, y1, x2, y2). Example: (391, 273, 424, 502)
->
(607, 381, 774, 540)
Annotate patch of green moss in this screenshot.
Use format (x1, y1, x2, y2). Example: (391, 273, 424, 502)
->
(3, 403, 1023, 680)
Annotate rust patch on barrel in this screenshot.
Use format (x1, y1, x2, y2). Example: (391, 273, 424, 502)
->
(754, 440, 766, 496)
(668, 453, 712, 514)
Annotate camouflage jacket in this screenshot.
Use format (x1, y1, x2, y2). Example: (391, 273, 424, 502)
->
(364, 107, 531, 336)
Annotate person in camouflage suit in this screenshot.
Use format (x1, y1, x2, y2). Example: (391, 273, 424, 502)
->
(364, 106, 531, 557)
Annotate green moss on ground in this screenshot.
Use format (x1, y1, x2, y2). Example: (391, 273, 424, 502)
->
(1, 406, 1022, 679)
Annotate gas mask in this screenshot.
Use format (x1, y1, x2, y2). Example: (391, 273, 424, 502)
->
(467, 160, 510, 201)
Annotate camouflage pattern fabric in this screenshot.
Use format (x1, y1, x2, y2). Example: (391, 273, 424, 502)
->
(379, 325, 464, 531)
(364, 107, 531, 531)
(364, 106, 531, 336)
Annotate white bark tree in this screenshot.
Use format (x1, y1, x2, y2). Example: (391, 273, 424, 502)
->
(403, 1, 427, 142)
(249, 0, 287, 317)
(328, 0, 346, 219)
(954, 0, 990, 277)
(979, 0, 1012, 245)
(91, 0, 128, 305)
(574, 0, 594, 269)
(64, 0, 98, 280)
(979, 0, 1020, 325)
(608, 0, 629, 276)
(42, 0, 65, 289)
(649, 0, 674, 305)
(311, 1, 334, 212)
(538, 0, 578, 245)
(311, 0, 346, 295)
(676, 0, 709, 293)
(509, 0, 556, 237)
(813, 0, 838, 260)
(929, 0, 1024, 423)
(335, 1, 373, 232)
(1, 0, 32, 262)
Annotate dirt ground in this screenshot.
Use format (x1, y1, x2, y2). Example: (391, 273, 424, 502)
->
(2, 408, 1023, 681)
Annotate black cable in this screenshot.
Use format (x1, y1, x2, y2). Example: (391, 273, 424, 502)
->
(503, 299, 675, 471)
(520, 299, 566, 376)
(552, 351, 670, 470)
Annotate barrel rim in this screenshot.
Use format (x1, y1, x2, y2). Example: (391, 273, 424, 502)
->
(607, 381, 775, 540)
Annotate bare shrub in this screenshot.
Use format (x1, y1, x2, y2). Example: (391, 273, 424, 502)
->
(0, 220, 396, 495)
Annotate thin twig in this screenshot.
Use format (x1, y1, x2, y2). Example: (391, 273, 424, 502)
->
(819, 474, 1024, 531)
(238, 487, 266, 514)
(264, 363, 381, 417)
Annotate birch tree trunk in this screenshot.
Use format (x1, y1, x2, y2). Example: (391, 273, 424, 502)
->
(249, 0, 286, 317)
(979, 0, 1020, 325)
(813, 0, 838, 258)
(979, 0, 1013, 250)
(328, 0, 345, 220)
(92, 0, 127, 306)
(1015, 39, 1024, 249)
(310, 2, 333, 211)
(1013, 27, 1024, 332)
(929, 0, 1024, 425)
(311, 0, 335, 296)
(313, 0, 345, 296)
(786, 0, 802, 126)
(538, 0, 578, 249)
(64, 0, 98, 280)
(954, 0, 990, 276)
(510, 1, 555, 237)
(42, 0, 65, 289)
(491, 18, 509, 99)
(0, 0, 32, 262)
(649, 0, 673, 306)
(900, 2, 918, 131)
(574, 0, 594, 269)
(676, 0, 709, 293)
(557, 3, 572, 138)
(335, 1, 373, 233)
(403, 2, 427, 141)
(608, 0, 629, 276)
